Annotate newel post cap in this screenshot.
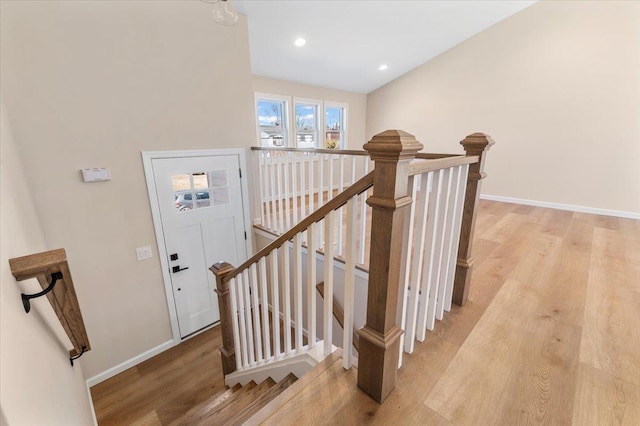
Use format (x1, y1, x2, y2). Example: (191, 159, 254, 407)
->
(460, 132, 495, 152)
(210, 261, 235, 277)
(363, 129, 424, 160)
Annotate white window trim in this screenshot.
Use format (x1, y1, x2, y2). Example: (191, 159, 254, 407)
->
(324, 101, 348, 149)
(254, 92, 292, 148)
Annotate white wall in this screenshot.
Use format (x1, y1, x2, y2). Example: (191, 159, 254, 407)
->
(253, 76, 368, 150)
(366, 1, 640, 216)
(1, 99, 94, 425)
(1, 0, 256, 379)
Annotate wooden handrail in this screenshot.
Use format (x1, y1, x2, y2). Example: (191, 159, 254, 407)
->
(222, 171, 375, 283)
(415, 153, 463, 160)
(9, 248, 91, 361)
(409, 155, 479, 176)
(251, 146, 369, 156)
(252, 146, 462, 160)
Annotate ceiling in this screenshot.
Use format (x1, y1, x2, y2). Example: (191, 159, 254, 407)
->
(234, 1, 536, 94)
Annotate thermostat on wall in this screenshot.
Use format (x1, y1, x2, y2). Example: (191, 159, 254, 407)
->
(81, 168, 111, 182)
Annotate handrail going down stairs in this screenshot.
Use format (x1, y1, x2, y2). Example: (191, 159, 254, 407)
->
(211, 129, 494, 404)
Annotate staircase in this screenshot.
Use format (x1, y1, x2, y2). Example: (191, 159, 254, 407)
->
(172, 373, 298, 425)
(210, 130, 493, 409)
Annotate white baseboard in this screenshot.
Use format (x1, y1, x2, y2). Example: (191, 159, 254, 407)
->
(480, 194, 640, 220)
(85, 339, 174, 388)
(86, 381, 98, 426)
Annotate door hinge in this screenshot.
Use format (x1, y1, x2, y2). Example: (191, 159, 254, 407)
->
(244, 231, 247, 240)
(239, 168, 242, 178)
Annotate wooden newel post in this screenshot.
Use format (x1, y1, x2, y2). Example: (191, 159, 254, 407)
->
(452, 133, 495, 306)
(210, 261, 237, 376)
(358, 130, 423, 403)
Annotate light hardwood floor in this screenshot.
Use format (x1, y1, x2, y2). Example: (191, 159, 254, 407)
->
(91, 200, 640, 425)
(90, 326, 226, 425)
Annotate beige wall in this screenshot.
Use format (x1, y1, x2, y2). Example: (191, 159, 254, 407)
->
(1, 99, 94, 425)
(253, 75, 368, 150)
(366, 1, 640, 215)
(1, 0, 256, 379)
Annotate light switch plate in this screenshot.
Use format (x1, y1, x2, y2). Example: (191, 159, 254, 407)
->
(81, 168, 111, 182)
(136, 246, 152, 261)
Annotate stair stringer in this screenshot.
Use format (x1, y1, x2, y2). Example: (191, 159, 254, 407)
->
(225, 342, 336, 387)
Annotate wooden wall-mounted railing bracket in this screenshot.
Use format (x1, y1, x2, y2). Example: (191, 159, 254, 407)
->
(21, 271, 63, 313)
(9, 248, 91, 365)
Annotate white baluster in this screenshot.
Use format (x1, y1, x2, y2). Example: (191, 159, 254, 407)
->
(276, 154, 284, 234)
(308, 156, 315, 219)
(416, 170, 441, 339)
(242, 270, 255, 365)
(250, 263, 263, 363)
(271, 250, 281, 358)
(436, 167, 457, 321)
(444, 164, 469, 311)
(283, 154, 291, 231)
(328, 154, 334, 203)
(268, 152, 276, 232)
(351, 156, 356, 185)
(343, 198, 357, 369)
(235, 274, 249, 368)
(307, 224, 317, 349)
(337, 155, 345, 257)
(292, 155, 298, 226)
(300, 156, 307, 219)
(282, 242, 292, 355)
(258, 152, 266, 228)
(293, 234, 303, 351)
(400, 175, 419, 355)
(423, 168, 449, 334)
(318, 154, 324, 242)
(259, 257, 271, 359)
(359, 160, 370, 265)
(323, 212, 334, 356)
(359, 191, 368, 265)
(228, 277, 243, 371)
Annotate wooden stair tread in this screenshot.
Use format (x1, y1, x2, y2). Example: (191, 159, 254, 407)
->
(197, 378, 275, 425)
(254, 354, 353, 424)
(193, 380, 257, 424)
(170, 383, 241, 425)
(225, 374, 298, 425)
(244, 349, 343, 425)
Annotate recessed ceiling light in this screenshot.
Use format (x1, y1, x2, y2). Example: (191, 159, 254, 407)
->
(379, 64, 388, 71)
(294, 38, 306, 47)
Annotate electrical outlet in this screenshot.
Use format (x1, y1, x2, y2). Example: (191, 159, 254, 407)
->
(136, 246, 153, 261)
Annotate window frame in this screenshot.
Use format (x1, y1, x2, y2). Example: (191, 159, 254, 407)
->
(293, 97, 322, 149)
(254, 93, 292, 148)
(324, 101, 348, 150)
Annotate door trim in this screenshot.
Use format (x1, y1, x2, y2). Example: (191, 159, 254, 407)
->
(141, 149, 254, 345)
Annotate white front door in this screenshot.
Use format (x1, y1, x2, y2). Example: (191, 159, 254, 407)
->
(152, 155, 247, 338)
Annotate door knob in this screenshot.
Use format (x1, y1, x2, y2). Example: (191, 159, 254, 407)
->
(172, 265, 189, 273)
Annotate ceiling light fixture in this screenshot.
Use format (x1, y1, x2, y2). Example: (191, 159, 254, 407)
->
(379, 64, 388, 71)
(201, 0, 239, 26)
(294, 38, 307, 47)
